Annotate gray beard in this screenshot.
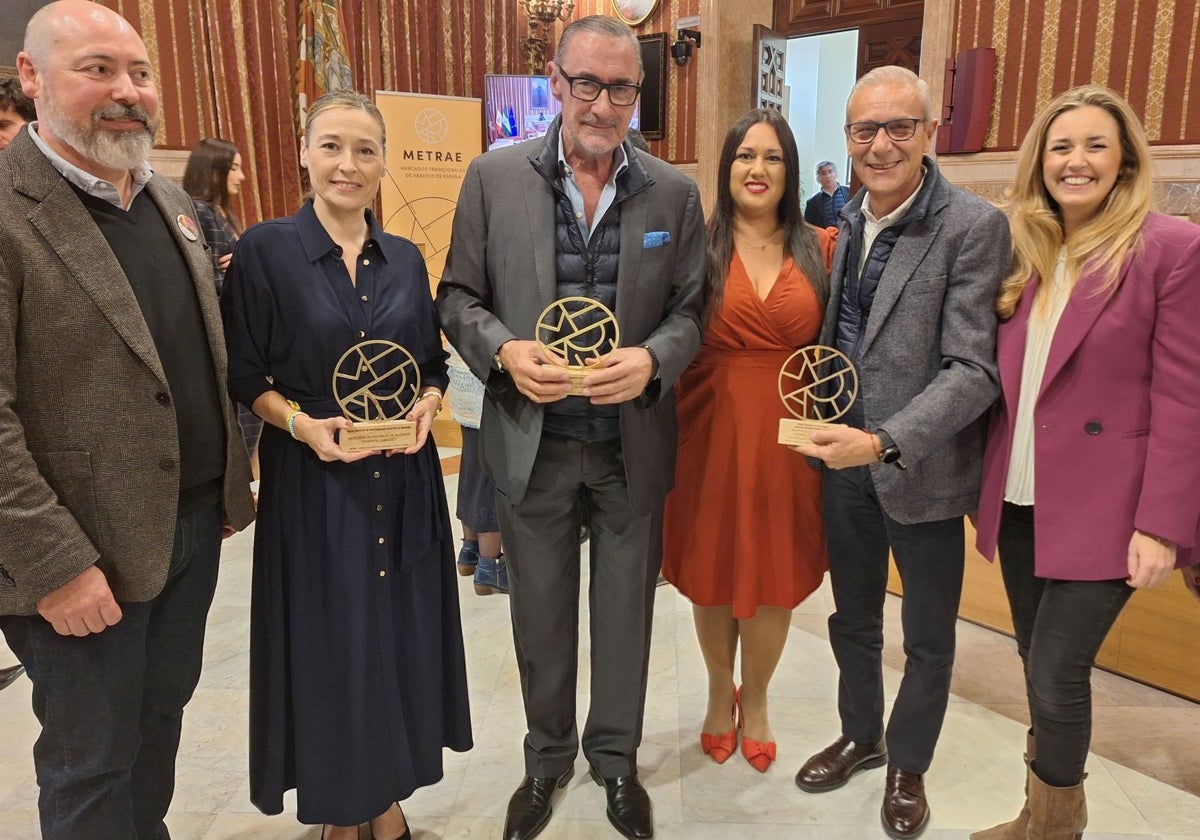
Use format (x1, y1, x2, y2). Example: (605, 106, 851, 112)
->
(40, 97, 155, 172)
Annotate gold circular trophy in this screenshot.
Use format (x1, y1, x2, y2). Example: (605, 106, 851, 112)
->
(777, 345, 859, 446)
(332, 339, 421, 452)
(535, 296, 621, 395)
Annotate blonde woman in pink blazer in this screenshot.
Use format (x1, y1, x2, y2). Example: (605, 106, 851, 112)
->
(973, 86, 1200, 840)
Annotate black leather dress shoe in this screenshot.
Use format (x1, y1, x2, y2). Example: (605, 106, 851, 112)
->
(589, 767, 653, 839)
(881, 765, 930, 839)
(0, 664, 25, 692)
(503, 766, 574, 840)
(795, 735, 887, 792)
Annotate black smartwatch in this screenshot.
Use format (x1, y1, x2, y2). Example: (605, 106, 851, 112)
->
(875, 429, 906, 469)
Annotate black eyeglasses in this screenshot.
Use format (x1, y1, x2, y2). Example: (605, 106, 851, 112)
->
(845, 117, 926, 144)
(558, 70, 641, 107)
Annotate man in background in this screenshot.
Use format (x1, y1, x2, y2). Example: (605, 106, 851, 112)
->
(804, 159, 852, 227)
(0, 76, 35, 151)
(0, 2, 254, 837)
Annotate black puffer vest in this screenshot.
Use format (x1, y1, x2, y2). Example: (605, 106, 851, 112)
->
(835, 165, 938, 428)
(529, 119, 654, 442)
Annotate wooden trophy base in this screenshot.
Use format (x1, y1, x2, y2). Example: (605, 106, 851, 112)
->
(778, 417, 828, 447)
(340, 419, 417, 452)
(567, 368, 588, 396)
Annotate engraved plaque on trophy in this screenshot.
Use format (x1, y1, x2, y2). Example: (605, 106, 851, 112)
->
(777, 345, 859, 446)
(332, 339, 421, 452)
(535, 296, 621, 396)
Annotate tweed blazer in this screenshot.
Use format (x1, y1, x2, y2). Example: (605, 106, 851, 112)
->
(0, 130, 255, 616)
(819, 159, 1010, 524)
(437, 128, 706, 514)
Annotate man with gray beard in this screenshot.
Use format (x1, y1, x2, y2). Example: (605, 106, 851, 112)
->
(0, 2, 255, 838)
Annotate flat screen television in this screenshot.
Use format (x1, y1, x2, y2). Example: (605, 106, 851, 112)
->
(483, 73, 640, 152)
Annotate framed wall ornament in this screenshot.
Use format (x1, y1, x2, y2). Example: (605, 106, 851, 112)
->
(612, 0, 659, 27)
(636, 32, 667, 140)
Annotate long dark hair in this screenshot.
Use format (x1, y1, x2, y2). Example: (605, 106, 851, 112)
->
(182, 137, 243, 235)
(704, 109, 829, 325)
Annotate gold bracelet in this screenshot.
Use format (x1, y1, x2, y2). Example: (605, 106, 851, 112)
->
(418, 389, 443, 416)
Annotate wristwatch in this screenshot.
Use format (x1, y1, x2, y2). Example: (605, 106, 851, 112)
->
(875, 429, 905, 469)
(492, 351, 506, 373)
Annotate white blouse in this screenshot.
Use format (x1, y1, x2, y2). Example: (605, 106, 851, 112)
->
(1004, 252, 1072, 506)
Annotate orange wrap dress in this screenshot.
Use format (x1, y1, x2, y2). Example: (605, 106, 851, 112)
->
(662, 230, 836, 619)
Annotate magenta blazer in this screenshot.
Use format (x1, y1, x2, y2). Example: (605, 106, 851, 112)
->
(976, 212, 1200, 580)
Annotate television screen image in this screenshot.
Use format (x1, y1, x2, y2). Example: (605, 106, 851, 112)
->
(483, 74, 640, 152)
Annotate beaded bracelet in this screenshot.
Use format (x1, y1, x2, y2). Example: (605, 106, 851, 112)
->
(285, 399, 303, 439)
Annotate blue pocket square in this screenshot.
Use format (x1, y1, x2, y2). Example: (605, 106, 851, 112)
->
(643, 231, 671, 249)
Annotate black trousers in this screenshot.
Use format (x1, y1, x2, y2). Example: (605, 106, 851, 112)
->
(0, 499, 222, 840)
(496, 436, 661, 779)
(997, 502, 1133, 787)
(822, 465, 965, 774)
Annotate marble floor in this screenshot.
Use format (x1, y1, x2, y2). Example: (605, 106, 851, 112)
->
(1, 460, 1198, 839)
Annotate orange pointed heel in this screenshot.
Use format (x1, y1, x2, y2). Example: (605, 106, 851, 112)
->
(701, 691, 738, 764)
(701, 728, 737, 763)
(735, 687, 777, 772)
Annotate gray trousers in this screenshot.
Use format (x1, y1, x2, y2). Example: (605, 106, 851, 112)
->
(496, 436, 661, 779)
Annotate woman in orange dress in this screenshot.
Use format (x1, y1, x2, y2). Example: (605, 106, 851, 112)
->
(663, 109, 834, 772)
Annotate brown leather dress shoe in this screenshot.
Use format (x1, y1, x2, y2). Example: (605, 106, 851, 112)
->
(0, 664, 24, 692)
(881, 765, 930, 839)
(504, 767, 574, 840)
(795, 735, 887, 792)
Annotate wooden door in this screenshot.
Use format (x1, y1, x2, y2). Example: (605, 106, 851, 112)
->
(857, 17, 923, 76)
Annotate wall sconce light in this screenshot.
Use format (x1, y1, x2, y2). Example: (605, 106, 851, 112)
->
(671, 29, 702, 66)
(519, 0, 576, 74)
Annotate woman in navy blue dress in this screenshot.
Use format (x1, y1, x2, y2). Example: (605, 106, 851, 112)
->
(222, 91, 471, 840)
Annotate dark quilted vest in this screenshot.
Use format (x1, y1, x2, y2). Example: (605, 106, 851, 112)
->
(835, 171, 936, 427)
(530, 119, 654, 442)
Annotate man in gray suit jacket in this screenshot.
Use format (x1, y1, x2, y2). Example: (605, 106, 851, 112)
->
(793, 67, 1009, 840)
(0, 3, 254, 838)
(438, 16, 704, 840)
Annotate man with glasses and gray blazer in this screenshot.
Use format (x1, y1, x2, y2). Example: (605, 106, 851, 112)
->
(793, 66, 1009, 840)
(438, 15, 704, 840)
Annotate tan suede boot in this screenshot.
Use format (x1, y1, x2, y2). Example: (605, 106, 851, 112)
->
(970, 731, 1035, 840)
(1026, 765, 1087, 839)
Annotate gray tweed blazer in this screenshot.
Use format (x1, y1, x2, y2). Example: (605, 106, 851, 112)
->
(0, 130, 255, 615)
(820, 160, 1010, 524)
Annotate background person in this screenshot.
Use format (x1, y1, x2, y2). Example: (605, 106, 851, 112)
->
(222, 90, 471, 840)
(0, 70, 35, 697)
(794, 65, 1009, 840)
(0, 3, 255, 837)
(437, 15, 705, 840)
(803, 160, 851, 228)
(972, 85, 1200, 840)
(0, 76, 35, 151)
(445, 342, 507, 594)
(662, 108, 833, 774)
(182, 136, 245, 294)
(183, 137, 261, 465)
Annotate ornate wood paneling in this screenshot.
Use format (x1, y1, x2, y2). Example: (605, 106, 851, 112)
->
(859, 20, 922, 74)
(777, 0, 924, 35)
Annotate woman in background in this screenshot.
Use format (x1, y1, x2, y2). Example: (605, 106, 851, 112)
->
(973, 85, 1200, 839)
(185, 138, 262, 463)
(662, 108, 834, 773)
(223, 91, 471, 840)
(183, 137, 245, 294)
